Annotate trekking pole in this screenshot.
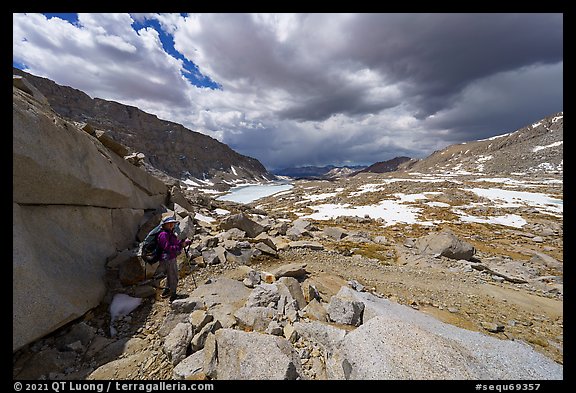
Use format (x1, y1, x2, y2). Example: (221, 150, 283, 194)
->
(184, 243, 197, 289)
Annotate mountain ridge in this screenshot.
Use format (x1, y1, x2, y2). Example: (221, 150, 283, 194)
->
(273, 164, 367, 180)
(12, 67, 275, 189)
(402, 113, 563, 176)
(351, 156, 414, 176)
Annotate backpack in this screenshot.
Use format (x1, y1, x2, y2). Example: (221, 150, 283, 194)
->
(139, 225, 165, 264)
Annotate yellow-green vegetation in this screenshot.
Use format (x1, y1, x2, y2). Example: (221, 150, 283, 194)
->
(526, 334, 550, 348)
(329, 240, 395, 264)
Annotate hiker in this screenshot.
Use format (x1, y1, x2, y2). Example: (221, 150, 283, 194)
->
(155, 216, 192, 301)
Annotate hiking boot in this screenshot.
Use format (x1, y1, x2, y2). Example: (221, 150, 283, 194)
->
(170, 293, 188, 302)
(161, 288, 171, 298)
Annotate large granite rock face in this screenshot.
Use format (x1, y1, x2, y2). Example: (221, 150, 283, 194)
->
(214, 329, 304, 380)
(335, 287, 563, 380)
(414, 229, 475, 260)
(13, 83, 168, 352)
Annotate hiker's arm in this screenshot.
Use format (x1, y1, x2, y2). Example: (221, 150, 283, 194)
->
(158, 232, 182, 254)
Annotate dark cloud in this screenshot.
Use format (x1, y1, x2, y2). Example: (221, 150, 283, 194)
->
(14, 13, 563, 171)
(277, 86, 400, 122)
(423, 62, 563, 141)
(340, 13, 563, 117)
(221, 119, 427, 171)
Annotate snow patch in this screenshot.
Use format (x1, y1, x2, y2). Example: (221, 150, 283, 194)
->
(463, 187, 562, 216)
(477, 155, 493, 162)
(302, 200, 430, 227)
(426, 201, 451, 208)
(532, 141, 563, 152)
(393, 193, 429, 203)
(199, 189, 222, 195)
(297, 192, 339, 203)
(456, 212, 527, 228)
(477, 132, 512, 142)
(551, 115, 563, 123)
(195, 213, 215, 223)
(182, 178, 201, 188)
(109, 294, 142, 337)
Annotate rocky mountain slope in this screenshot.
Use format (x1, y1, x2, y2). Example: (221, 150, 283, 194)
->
(403, 113, 563, 175)
(12, 68, 275, 189)
(352, 156, 414, 175)
(13, 72, 563, 381)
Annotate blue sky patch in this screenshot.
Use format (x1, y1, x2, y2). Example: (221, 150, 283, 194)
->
(131, 17, 220, 90)
(43, 13, 79, 25)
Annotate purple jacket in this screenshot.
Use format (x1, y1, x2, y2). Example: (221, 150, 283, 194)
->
(157, 229, 184, 261)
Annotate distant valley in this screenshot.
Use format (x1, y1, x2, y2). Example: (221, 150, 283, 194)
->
(273, 164, 367, 180)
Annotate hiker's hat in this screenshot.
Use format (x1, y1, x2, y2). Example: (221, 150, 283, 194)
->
(161, 216, 178, 225)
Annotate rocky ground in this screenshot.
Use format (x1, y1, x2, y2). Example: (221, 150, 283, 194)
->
(13, 171, 563, 380)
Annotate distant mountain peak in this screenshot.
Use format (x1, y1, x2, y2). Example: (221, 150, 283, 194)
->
(352, 156, 414, 176)
(273, 164, 367, 180)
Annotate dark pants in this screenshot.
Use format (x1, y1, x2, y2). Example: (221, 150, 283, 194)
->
(156, 258, 178, 295)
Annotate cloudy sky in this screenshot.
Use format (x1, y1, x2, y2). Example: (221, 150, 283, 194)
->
(13, 13, 563, 171)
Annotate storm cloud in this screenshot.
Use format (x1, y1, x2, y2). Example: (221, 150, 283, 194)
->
(13, 13, 563, 170)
